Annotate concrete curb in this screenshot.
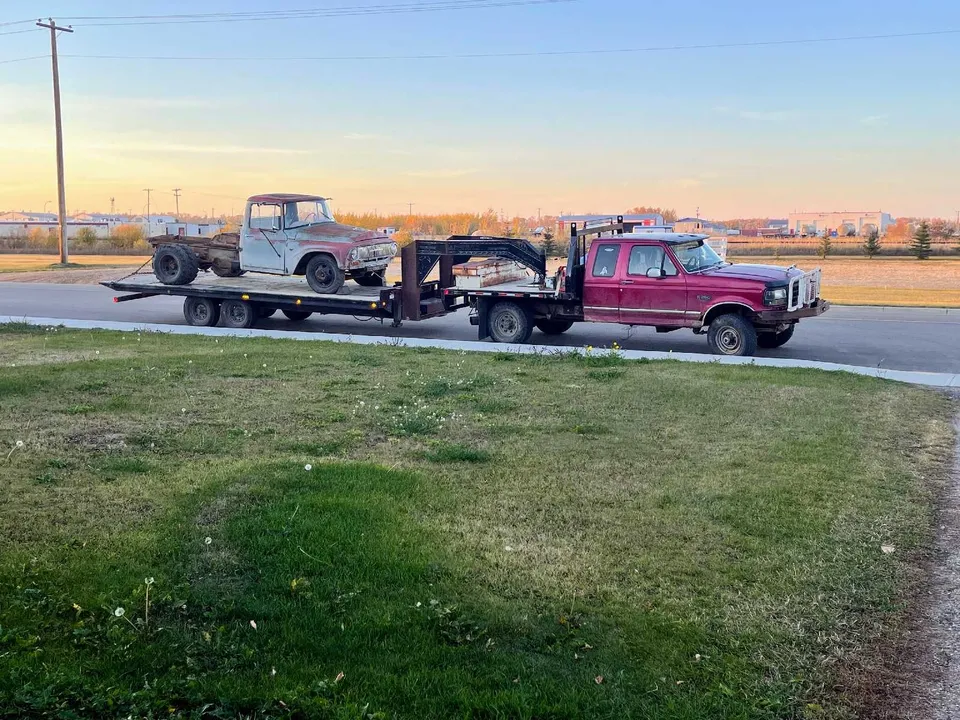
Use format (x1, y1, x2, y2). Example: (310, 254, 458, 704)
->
(4, 315, 959, 389)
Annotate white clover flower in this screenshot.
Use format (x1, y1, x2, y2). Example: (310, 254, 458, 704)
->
(15, 440, 24, 448)
(250, 620, 258, 630)
(144, 577, 154, 586)
(114, 607, 125, 617)
(204, 537, 212, 545)
(304, 464, 312, 471)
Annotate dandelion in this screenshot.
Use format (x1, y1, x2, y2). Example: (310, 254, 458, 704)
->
(114, 607, 125, 617)
(204, 536, 212, 545)
(595, 676, 604, 684)
(181, 408, 186, 413)
(15, 440, 23, 448)
(304, 464, 313, 471)
(334, 672, 344, 683)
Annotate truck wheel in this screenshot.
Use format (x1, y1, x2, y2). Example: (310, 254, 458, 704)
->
(221, 299, 256, 329)
(282, 310, 313, 322)
(153, 244, 199, 286)
(352, 272, 386, 287)
(212, 265, 246, 278)
(183, 297, 220, 327)
(707, 314, 758, 356)
(757, 324, 795, 349)
(305, 255, 344, 295)
(488, 301, 533, 344)
(535, 319, 574, 335)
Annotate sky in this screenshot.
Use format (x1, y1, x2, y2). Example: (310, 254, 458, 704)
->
(1, 0, 959, 219)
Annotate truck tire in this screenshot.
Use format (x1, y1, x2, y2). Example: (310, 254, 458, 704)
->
(707, 314, 758, 356)
(153, 244, 199, 286)
(221, 299, 256, 329)
(212, 265, 246, 278)
(183, 297, 220, 327)
(488, 301, 533, 344)
(352, 272, 386, 287)
(757, 324, 795, 349)
(305, 254, 344, 295)
(282, 310, 313, 322)
(535, 319, 574, 335)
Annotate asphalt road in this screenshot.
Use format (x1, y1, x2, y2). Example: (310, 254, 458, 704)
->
(1, 281, 958, 373)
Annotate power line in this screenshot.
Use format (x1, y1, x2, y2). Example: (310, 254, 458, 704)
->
(0, 55, 47, 65)
(0, 18, 37, 28)
(0, 27, 44, 36)
(62, 0, 572, 27)
(52, 28, 960, 64)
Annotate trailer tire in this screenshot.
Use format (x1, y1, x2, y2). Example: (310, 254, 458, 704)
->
(212, 265, 246, 278)
(153, 244, 199, 286)
(305, 254, 344, 295)
(352, 272, 386, 287)
(282, 310, 313, 322)
(757, 324, 795, 349)
(488, 301, 533, 344)
(535, 319, 574, 335)
(221, 299, 256, 329)
(183, 297, 220, 327)
(707, 313, 757, 356)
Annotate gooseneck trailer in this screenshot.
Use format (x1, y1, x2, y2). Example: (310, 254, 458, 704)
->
(103, 218, 828, 356)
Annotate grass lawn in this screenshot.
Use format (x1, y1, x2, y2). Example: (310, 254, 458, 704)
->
(0, 254, 150, 273)
(0, 327, 954, 718)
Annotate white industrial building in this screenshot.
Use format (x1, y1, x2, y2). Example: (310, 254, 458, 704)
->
(788, 211, 893, 237)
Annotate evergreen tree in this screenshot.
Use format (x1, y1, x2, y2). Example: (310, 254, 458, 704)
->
(863, 228, 881, 258)
(911, 221, 932, 260)
(817, 231, 832, 259)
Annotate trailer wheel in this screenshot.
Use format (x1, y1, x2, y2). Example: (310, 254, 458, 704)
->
(221, 299, 256, 329)
(488, 301, 533, 344)
(153, 244, 199, 286)
(305, 254, 344, 295)
(352, 272, 386, 287)
(757, 324, 795, 349)
(212, 265, 246, 278)
(282, 310, 313, 322)
(707, 314, 757, 356)
(183, 297, 220, 327)
(535, 319, 574, 335)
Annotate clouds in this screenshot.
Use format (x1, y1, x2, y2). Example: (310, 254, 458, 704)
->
(860, 114, 889, 126)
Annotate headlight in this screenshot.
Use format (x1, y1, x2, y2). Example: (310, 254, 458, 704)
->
(388, 242, 398, 256)
(348, 248, 359, 260)
(764, 287, 788, 305)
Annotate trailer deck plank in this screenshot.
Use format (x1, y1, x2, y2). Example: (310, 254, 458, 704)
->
(105, 272, 384, 302)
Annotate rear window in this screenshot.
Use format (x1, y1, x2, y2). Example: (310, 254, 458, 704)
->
(592, 244, 620, 277)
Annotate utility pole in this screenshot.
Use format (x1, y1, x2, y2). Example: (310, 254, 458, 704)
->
(407, 202, 414, 216)
(37, 18, 73, 264)
(143, 189, 153, 233)
(109, 197, 115, 214)
(172, 188, 182, 219)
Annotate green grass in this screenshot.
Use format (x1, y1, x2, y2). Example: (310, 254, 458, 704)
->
(0, 326, 954, 719)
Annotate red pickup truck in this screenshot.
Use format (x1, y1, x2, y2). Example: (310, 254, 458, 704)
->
(463, 223, 829, 356)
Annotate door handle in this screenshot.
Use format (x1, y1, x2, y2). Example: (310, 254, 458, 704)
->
(620, 280, 634, 285)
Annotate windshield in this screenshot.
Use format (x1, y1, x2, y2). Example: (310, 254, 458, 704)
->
(672, 241, 724, 272)
(284, 200, 334, 229)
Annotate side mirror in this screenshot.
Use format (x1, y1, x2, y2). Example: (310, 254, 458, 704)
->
(646, 267, 665, 279)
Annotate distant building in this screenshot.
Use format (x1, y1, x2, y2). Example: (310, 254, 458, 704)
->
(788, 211, 893, 237)
(674, 217, 730, 235)
(163, 222, 224, 237)
(0, 211, 112, 239)
(377, 226, 398, 237)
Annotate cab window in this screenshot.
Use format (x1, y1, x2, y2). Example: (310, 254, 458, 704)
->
(249, 203, 281, 230)
(628, 245, 679, 277)
(591, 243, 620, 277)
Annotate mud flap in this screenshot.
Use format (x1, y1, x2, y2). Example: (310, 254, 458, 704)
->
(476, 297, 490, 341)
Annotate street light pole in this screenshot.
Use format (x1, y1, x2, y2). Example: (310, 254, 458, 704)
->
(37, 18, 74, 264)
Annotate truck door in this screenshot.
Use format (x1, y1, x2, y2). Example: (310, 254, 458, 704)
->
(618, 243, 689, 326)
(241, 203, 286, 273)
(582, 242, 622, 323)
